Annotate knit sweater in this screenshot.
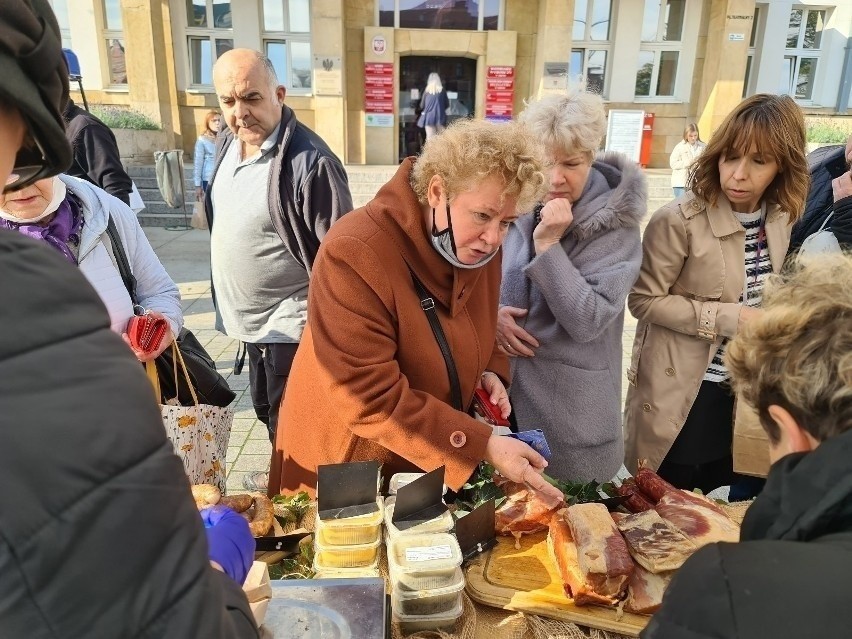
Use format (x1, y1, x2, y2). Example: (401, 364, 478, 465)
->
(501, 152, 646, 482)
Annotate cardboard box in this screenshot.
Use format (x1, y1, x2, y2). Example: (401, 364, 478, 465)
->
(732, 397, 770, 478)
(242, 561, 272, 627)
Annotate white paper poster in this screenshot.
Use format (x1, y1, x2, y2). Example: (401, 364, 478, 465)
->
(605, 110, 644, 163)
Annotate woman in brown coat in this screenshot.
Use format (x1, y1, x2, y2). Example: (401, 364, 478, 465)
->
(269, 119, 562, 500)
(624, 94, 810, 494)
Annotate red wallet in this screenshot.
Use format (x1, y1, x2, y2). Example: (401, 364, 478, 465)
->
(127, 313, 168, 356)
(472, 387, 510, 427)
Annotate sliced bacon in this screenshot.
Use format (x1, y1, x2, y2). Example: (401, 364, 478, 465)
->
(655, 490, 739, 547)
(613, 509, 696, 573)
(624, 564, 674, 615)
(493, 474, 564, 536)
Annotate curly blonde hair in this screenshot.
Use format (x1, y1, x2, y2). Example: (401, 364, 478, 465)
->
(410, 118, 546, 213)
(518, 90, 606, 161)
(690, 94, 809, 223)
(726, 253, 852, 444)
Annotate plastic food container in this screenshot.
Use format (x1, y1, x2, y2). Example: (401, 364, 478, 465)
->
(313, 536, 382, 569)
(390, 563, 463, 592)
(393, 581, 464, 616)
(387, 533, 462, 583)
(314, 496, 384, 546)
(393, 597, 463, 633)
(388, 472, 448, 495)
(313, 566, 382, 580)
(384, 496, 454, 540)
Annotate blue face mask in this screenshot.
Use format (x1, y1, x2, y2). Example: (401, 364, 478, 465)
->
(430, 203, 497, 270)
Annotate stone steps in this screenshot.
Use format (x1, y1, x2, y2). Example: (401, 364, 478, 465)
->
(129, 164, 674, 227)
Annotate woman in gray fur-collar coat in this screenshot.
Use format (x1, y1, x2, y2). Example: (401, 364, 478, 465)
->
(499, 91, 647, 483)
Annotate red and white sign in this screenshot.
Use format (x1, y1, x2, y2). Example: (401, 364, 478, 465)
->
(486, 77, 514, 91)
(486, 103, 514, 117)
(487, 66, 514, 79)
(365, 99, 394, 114)
(364, 62, 395, 117)
(364, 62, 393, 76)
(486, 90, 514, 104)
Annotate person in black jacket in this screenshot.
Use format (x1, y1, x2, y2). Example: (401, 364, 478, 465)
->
(63, 97, 134, 204)
(788, 137, 851, 253)
(642, 253, 852, 639)
(0, 3, 258, 637)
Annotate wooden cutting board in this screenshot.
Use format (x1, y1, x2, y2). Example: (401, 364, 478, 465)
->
(465, 532, 649, 637)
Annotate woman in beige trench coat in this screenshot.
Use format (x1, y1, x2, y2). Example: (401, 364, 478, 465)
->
(623, 94, 810, 493)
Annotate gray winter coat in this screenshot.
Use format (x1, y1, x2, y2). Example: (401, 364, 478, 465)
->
(501, 152, 646, 482)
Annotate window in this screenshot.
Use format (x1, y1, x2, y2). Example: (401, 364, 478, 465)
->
(262, 0, 312, 94)
(49, 0, 72, 48)
(635, 0, 685, 98)
(571, 0, 612, 96)
(743, 5, 763, 98)
(379, 0, 502, 31)
(782, 6, 825, 101)
(185, 0, 233, 86)
(102, 0, 127, 85)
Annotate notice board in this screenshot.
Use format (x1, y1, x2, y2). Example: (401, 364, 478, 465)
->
(605, 110, 644, 163)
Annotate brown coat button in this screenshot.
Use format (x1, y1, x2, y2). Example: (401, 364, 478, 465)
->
(665, 367, 676, 376)
(642, 403, 652, 412)
(450, 431, 467, 448)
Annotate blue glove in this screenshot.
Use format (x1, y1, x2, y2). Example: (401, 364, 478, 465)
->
(200, 505, 255, 585)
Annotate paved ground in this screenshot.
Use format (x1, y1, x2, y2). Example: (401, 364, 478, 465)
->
(146, 226, 639, 494)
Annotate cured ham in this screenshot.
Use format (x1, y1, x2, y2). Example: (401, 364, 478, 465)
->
(655, 490, 739, 547)
(612, 509, 696, 573)
(494, 474, 564, 537)
(547, 504, 634, 606)
(548, 509, 631, 607)
(624, 564, 674, 615)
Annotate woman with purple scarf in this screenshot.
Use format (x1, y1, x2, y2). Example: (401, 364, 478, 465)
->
(0, 174, 182, 361)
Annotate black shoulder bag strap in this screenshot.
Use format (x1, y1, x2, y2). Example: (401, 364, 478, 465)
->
(409, 268, 463, 412)
(105, 215, 143, 315)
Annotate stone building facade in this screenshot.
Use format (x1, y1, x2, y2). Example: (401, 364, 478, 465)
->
(52, 0, 852, 167)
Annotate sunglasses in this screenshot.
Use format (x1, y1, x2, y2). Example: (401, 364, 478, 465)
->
(4, 129, 53, 194)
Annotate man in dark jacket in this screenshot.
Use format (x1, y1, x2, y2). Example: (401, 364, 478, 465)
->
(788, 138, 851, 253)
(642, 254, 852, 639)
(205, 48, 352, 492)
(63, 97, 134, 204)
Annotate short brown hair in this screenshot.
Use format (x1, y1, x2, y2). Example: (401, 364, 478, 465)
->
(410, 118, 546, 213)
(726, 253, 852, 444)
(690, 94, 809, 223)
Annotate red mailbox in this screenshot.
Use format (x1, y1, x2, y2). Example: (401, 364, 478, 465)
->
(640, 112, 655, 167)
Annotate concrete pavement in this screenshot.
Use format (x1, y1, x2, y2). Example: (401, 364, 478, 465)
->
(146, 226, 639, 494)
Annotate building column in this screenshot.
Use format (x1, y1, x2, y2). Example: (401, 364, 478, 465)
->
(362, 26, 395, 166)
(531, 0, 573, 98)
(122, 0, 180, 149)
(695, 0, 756, 137)
(753, 1, 792, 96)
(310, 0, 346, 161)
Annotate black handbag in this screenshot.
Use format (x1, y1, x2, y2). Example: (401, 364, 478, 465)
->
(106, 217, 236, 407)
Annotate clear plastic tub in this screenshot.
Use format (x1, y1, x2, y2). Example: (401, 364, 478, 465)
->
(388, 472, 448, 495)
(313, 566, 382, 580)
(393, 596, 463, 633)
(387, 533, 462, 582)
(313, 536, 382, 569)
(384, 496, 454, 540)
(314, 496, 384, 546)
(390, 563, 463, 593)
(391, 567, 464, 610)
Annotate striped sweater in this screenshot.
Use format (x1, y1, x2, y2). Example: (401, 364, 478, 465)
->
(704, 210, 771, 382)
